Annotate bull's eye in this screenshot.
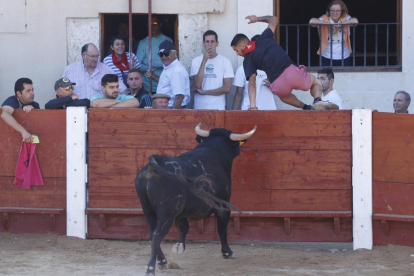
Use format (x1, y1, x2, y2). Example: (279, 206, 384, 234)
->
(239, 141, 245, 146)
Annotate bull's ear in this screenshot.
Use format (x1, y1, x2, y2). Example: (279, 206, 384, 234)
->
(196, 135, 203, 143)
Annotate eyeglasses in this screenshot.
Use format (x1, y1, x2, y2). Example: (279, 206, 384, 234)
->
(158, 52, 169, 57)
(64, 86, 74, 91)
(85, 53, 100, 59)
(330, 9, 342, 14)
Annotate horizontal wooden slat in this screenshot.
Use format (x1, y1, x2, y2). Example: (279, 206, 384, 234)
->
(0, 177, 66, 208)
(0, 207, 64, 214)
(373, 213, 414, 222)
(231, 211, 352, 218)
(0, 109, 66, 177)
(373, 182, 414, 215)
(230, 189, 351, 211)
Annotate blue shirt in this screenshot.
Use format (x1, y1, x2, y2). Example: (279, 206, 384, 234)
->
(90, 93, 135, 102)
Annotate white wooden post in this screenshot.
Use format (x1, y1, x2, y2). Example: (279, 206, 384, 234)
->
(66, 107, 88, 239)
(352, 109, 373, 250)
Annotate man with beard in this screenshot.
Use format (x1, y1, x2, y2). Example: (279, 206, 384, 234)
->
(1, 78, 40, 143)
(90, 74, 138, 108)
(317, 68, 343, 109)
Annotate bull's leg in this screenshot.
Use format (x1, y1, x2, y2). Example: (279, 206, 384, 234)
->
(145, 217, 175, 276)
(215, 211, 235, 259)
(172, 217, 189, 254)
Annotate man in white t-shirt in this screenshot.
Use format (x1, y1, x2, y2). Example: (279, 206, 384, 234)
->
(190, 30, 234, 110)
(317, 68, 343, 109)
(233, 66, 277, 111)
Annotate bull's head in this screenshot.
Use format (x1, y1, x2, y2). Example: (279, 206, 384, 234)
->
(195, 123, 257, 146)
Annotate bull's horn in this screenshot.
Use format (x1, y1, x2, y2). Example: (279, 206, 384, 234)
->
(195, 123, 210, 137)
(229, 125, 257, 141)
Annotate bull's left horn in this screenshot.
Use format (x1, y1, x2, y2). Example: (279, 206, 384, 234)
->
(229, 125, 257, 141)
(195, 123, 210, 137)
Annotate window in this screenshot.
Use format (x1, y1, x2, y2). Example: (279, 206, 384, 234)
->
(274, 0, 402, 69)
(100, 14, 178, 60)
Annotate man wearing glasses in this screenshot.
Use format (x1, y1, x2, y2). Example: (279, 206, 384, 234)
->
(62, 43, 127, 99)
(154, 40, 190, 109)
(137, 16, 173, 94)
(45, 78, 90, 109)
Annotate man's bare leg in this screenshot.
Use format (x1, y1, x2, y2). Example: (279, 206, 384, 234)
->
(279, 93, 306, 109)
(309, 75, 323, 99)
(309, 74, 339, 110)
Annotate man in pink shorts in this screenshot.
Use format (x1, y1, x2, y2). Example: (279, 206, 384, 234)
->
(231, 15, 338, 111)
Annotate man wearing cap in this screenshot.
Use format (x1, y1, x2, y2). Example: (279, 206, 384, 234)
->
(45, 78, 90, 109)
(1, 78, 40, 143)
(149, 40, 190, 109)
(62, 43, 127, 99)
(151, 93, 170, 109)
(90, 74, 139, 108)
(137, 16, 173, 94)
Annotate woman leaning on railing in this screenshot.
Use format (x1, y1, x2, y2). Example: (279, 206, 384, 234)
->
(309, 0, 358, 66)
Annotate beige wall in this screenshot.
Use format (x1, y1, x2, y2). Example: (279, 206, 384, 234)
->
(0, 0, 413, 113)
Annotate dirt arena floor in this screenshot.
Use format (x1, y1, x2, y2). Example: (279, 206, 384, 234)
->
(1, 232, 413, 276)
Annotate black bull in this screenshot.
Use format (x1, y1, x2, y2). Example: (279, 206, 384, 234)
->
(135, 124, 256, 275)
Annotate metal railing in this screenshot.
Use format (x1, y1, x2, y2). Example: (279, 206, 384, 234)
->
(277, 23, 402, 68)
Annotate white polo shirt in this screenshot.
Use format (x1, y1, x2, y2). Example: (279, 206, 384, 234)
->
(190, 54, 234, 110)
(156, 59, 190, 108)
(233, 66, 277, 110)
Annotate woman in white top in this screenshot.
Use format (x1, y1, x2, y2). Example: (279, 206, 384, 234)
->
(310, 0, 358, 66)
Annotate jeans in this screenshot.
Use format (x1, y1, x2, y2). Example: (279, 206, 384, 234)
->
(321, 56, 351, 66)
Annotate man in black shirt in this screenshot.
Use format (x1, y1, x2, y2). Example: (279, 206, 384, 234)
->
(1, 78, 40, 143)
(231, 15, 338, 111)
(126, 68, 151, 108)
(45, 78, 90, 109)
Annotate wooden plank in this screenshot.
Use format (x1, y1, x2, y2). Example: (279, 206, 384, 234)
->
(230, 189, 351, 211)
(88, 193, 141, 208)
(88, 109, 216, 124)
(224, 110, 352, 125)
(232, 149, 351, 190)
(0, 207, 64, 214)
(0, 177, 66, 208)
(231, 211, 351, 218)
(0, 212, 66, 235)
(0, 109, 66, 177)
(373, 213, 414, 222)
(373, 182, 414, 215)
(373, 219, 414, 246)
(88, 148, 189, 176)
(226, 217, 352, 242)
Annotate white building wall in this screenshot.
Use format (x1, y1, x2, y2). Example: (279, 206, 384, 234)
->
(0, 0, 413, 113)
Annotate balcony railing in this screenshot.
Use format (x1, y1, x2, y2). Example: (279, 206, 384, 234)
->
(277, 23, 402, 70)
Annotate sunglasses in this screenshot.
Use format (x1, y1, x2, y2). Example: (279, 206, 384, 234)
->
(64, 85, 74, 91)
(158, 52, 170, 57)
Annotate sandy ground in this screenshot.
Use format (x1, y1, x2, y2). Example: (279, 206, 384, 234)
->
(0, 233, 413, 276)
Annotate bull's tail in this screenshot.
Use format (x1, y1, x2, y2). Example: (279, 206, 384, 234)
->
(148, 156, 240, 214)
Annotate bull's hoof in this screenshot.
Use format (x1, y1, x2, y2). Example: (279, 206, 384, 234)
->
(222, 252, 236, 259)
(172, 242, 185, 254)
(145, 265, 155, 276)
(158, 259, 168, 270)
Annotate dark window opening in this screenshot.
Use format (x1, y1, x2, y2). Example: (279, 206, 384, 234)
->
(100, 13, 178, 61)
(275, 0, 401, 68)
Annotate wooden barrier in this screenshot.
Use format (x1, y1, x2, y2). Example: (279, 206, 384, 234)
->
(372, 112, 414, 246)
(87, 109, 352, 242)
(0, 109, 66, 234)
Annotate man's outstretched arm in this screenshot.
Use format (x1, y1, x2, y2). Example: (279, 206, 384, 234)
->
(247, 73, 257, 110)
(1, 106, 33, 143)
(246, 15, 279, 34)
